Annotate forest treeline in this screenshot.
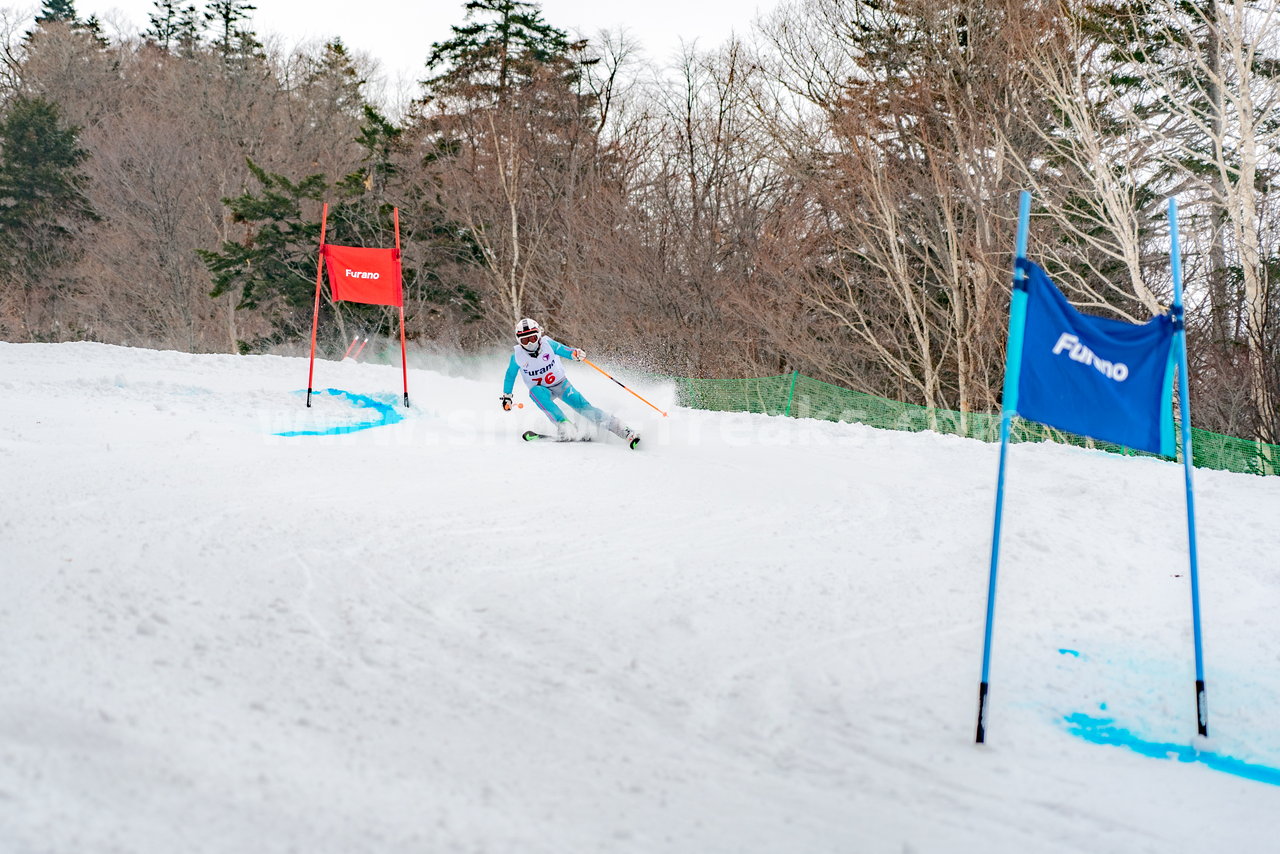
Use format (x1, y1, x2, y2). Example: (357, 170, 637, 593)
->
(1, 0, 1277, 441)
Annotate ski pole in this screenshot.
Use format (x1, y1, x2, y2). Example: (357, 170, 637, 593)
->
(341, 335, 360, 359)
(581, 358, 668, 417)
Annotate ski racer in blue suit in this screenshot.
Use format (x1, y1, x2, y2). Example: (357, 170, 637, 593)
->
(500, 318, 639, 447)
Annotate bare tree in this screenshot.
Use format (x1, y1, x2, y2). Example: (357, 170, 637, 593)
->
(1000, 10, 1167, 319)
(755, 0, 1047, 414)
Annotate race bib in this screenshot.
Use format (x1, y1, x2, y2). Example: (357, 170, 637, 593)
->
(513, 343, 566, 389)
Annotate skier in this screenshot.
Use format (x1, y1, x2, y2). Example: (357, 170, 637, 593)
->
(500, 318, 640, 448)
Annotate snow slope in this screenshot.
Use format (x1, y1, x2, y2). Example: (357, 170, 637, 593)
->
(1, 341, 1278, 853)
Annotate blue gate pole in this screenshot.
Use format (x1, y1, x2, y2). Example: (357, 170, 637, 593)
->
(1168, 198, 1208, 738)
(976, 190, 1032, 744)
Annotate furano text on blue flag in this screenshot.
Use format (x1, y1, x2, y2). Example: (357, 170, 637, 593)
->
(1013, 259, 1176, 456)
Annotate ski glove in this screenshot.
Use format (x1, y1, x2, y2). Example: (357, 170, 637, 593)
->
(500, 393, 513, 411)
(572, 348, 585, 361)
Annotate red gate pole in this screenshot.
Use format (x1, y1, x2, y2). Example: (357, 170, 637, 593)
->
(306, 202, 330, 408)
(341, 334, 359, 359)
(395, 207, 409, 407)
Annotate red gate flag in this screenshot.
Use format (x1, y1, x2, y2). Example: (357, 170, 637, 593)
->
(307, 204, 410, 408)
(324, 245, 403, 307)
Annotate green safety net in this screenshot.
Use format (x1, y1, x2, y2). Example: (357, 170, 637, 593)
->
(670, 371, 1280, 477)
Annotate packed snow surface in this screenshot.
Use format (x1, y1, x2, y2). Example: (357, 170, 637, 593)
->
(2, 342, 1279, 853)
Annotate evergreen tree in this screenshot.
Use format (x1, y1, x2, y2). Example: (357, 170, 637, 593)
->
(0, 97, 96, 336)
(0, 96, 94, 245)
(30, 0, 107, 45)
(336, 106, 400, 198)
(146, 0, 200, 53)
(200, 160, 327, 349)
(204, 0, 262, 65)
(201, 103, 482, 352)
(199, 152, 409, 352)
(330, 108, 484, 332)
(417, 1, 601, 323)
(35, 0, 78, 25)
(175, 3, 203, 55)
(424, 0, 581, 106)
(304, 40, 367, 123)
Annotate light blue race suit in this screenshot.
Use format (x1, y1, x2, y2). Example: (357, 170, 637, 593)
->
(504, 337, 627, 436)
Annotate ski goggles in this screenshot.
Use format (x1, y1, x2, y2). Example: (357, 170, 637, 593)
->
(517, 331, 540, 346)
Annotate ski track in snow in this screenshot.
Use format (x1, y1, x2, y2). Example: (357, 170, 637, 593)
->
(1, 342, 1279, 853)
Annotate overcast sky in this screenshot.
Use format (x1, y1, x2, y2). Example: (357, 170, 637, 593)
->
(74, 0, 778, 95)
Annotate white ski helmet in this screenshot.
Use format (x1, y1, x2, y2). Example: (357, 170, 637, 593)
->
(515, 317, 542, 352)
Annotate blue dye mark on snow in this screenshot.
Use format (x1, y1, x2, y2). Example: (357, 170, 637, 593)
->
(1064, 713, 1280, 787)
(276, 389, 404, 437)
(1058, 648, 1080, 657)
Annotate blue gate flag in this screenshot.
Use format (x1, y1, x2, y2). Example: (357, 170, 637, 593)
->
(1013, 258, 1177, 456)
